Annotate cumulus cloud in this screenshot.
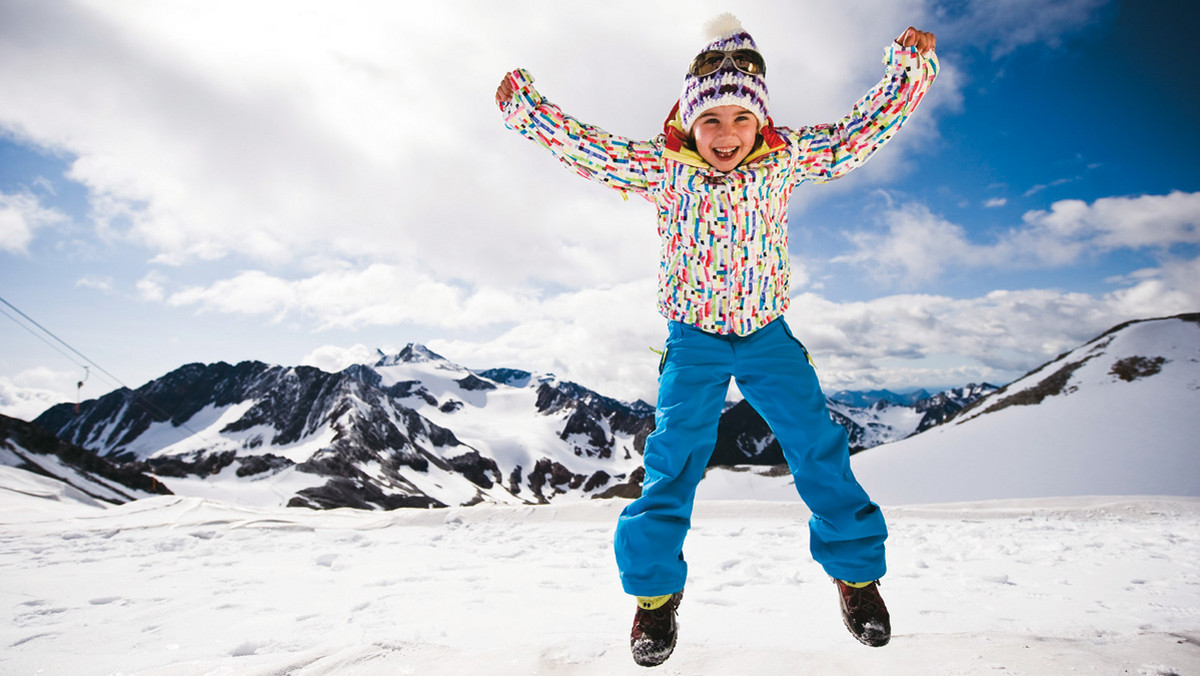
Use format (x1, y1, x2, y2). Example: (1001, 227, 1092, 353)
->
(163, 264, 557, 329)
(835, 202, 981, 285)
(300, 344, 387, 374)
(402, 262, 1200, 403)
(0, 368, 78, 420)
(428, 279, 664, 403)
(837, 191, 1200, 286)
(784, 265, 1200, 392)
(3, 0, 1181, 404)
(0, 0, 936, 290)
(0, 191, 65, 253)
(1020, 190, 1200, 251)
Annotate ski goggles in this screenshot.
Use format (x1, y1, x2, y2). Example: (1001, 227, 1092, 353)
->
(687, 49, 766, 78)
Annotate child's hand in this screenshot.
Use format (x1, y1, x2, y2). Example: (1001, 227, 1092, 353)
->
(495, 75, 516, 107)
(895, 27, 936, 54)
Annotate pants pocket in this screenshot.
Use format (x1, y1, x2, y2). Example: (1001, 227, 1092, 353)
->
(779, 320, 816, 368)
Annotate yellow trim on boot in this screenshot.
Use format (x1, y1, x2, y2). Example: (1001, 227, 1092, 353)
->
(636, 594, 674, 610)
(839, 579, 876, 589)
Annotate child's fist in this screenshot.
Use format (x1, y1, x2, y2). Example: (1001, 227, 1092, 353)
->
(896, 27, 936, 54)
(495, 75, 516, 107)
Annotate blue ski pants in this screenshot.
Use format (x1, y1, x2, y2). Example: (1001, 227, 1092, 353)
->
(614, 318, 887, 596)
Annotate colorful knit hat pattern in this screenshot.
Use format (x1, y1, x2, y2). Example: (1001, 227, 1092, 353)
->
(679, 13, 770, 133)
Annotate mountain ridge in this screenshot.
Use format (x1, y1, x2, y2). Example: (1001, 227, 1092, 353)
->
(846, 312, 1200, 504)
(14, 315, 1191, 510)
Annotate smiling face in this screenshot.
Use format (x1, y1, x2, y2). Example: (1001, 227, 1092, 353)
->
(691, 105, 760, 172)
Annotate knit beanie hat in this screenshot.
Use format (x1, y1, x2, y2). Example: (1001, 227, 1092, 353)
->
(679, 13, 770, 134)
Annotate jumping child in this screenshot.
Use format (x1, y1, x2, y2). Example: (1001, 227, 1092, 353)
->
(496, 13, 937, 667)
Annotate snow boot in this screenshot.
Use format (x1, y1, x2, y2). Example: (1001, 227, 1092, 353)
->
(630, 591, 683, 667)
(835, 579, 890, 647)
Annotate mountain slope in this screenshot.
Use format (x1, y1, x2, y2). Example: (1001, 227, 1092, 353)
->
(26, 312, 1186, 511)
(0, 413, 170, 505)
(850, 313, 1200, 504)
(31, 346, 654, 510)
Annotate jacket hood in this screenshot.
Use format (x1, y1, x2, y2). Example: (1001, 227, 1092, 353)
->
(661, 100, 786, 169)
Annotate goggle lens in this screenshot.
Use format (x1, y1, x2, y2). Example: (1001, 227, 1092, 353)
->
(688, 49, 766, 77)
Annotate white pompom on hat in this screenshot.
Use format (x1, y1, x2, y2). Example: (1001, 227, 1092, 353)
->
(679, 13, 770, 133)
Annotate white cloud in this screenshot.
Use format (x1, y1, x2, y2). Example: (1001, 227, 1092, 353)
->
(0, 368, 78, 420)
(162, 264, 557, 330)
(300, 344, 385, 374)
(3, 0, 1178, 405)
(1103, 257, 1200, 318)
(783, 266, 1200, 392)
(167, 270, 299, 321)
(135, 271, 168, 302)
(412, 262, 1200, 402)
(429, 279, 664, 402)
(0, 191, 65, 253)
(1021, 190, 1200, 251)
(75, 275, 114, 292)
(1023, 177, 1078, 198)
(837, 191, 1200, 286)
(983, 197, 1007, 208)
(835, 202, 981, 285)
(0, 0, 937, 291)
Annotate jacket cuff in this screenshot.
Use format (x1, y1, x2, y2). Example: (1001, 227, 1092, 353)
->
(883, 42, 929, 76)
(501, 68, 541, 130)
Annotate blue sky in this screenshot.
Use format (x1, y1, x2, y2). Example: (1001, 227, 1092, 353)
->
(2, 0, 1198, 418)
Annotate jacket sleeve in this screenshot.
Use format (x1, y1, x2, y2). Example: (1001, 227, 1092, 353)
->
(499, 69, 663, 199)
(792, 43, 939, 183)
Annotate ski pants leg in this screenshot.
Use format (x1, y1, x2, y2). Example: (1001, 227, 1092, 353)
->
(613, 319, 887, 596)
(736, 319, 888, 584)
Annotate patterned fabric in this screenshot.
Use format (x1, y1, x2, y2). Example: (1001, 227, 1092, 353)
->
(501, 43, 938, 336)
(679, 15, 769, 133)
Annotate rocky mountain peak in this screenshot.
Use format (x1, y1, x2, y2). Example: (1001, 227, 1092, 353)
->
(375, 344, 448, 367)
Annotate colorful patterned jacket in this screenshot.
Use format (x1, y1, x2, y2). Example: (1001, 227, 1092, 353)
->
(500, 43, 938, 335)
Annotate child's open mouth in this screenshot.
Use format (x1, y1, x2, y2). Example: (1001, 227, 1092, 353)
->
(713, 147, 739, 162)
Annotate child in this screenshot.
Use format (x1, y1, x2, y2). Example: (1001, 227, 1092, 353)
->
(496, 14, 937, 667)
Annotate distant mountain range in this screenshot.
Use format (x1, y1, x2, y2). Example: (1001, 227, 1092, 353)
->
(11, 313, 1195, 510)
(3, 338, 993, 509)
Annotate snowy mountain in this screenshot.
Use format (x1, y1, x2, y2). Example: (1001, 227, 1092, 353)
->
(827, 388, 931, 408)
(20, 341, 997, 510)
(849, 312, 1200, 504)
(29, 346, 655, 510)
(0, 413, 170, 505)
(17, 313, 1193, 510)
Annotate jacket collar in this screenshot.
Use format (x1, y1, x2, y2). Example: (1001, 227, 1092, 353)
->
(661, 101, 786, 170)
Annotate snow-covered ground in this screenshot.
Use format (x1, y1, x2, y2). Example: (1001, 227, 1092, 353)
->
(2, 466, 1197, 675)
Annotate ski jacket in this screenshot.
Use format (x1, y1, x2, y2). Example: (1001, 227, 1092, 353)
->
(500, 43, 938, 336)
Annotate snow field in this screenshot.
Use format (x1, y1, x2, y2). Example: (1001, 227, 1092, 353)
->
(1, 484, 1197, 675)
